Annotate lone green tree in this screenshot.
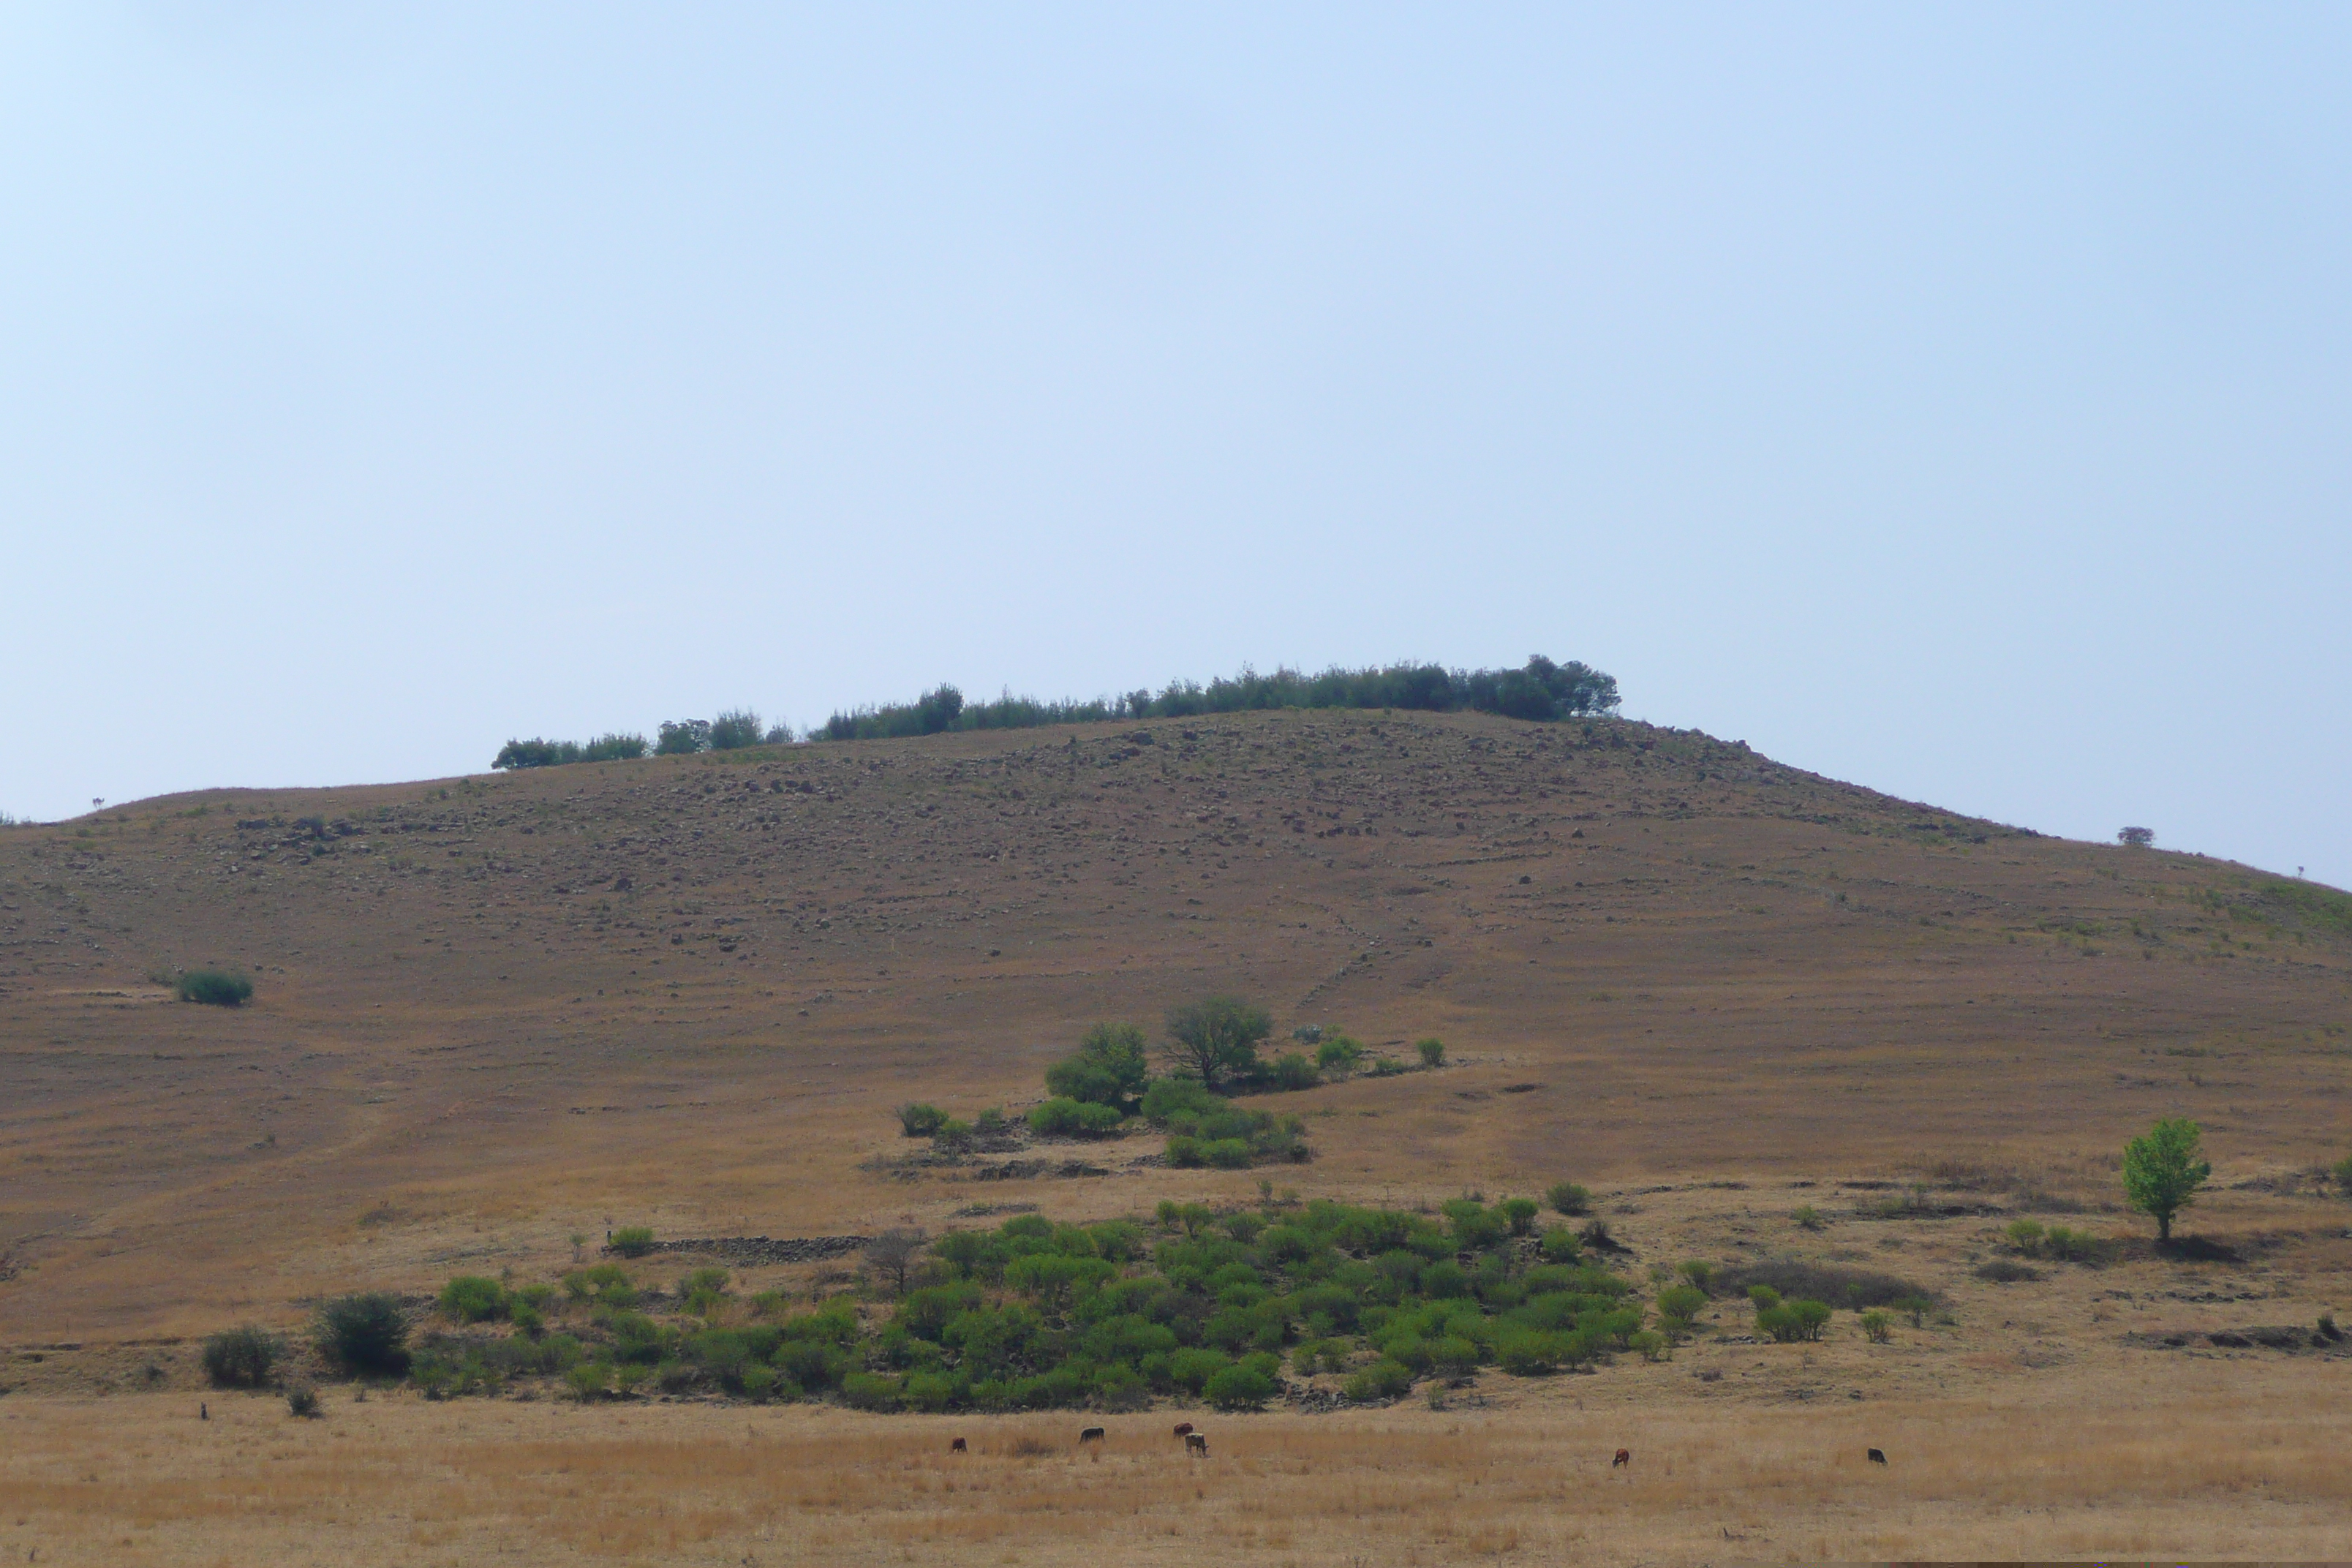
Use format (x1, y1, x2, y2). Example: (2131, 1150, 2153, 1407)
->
(1162, 996, 1273, 1092)
(2122, 1117, 2212, 1242)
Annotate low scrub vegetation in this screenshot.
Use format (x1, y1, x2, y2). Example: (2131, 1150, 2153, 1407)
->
(1712, 1259, 1929, 1315)
(2002, 1218, 2114, 1264)
(176, 968, 252, 1007)
(255, 1193, 1851, 1413)
(201, 1324, 279, 1387)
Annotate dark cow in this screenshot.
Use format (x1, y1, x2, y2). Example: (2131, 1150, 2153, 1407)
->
(1186, 1432, 1209, 1456)
(199, 1403, 208, 1422)
(1612, 1448, 1630, 1469)
(1172, 1422, 1194, 1438)
(949, 1438, 967, 1453)
(1079, 1426, 1107, 1444)
(1868, 1448, 1888, 1466)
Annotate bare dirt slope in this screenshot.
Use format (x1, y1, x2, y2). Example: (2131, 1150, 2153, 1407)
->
(4, 708, 2345, 1340)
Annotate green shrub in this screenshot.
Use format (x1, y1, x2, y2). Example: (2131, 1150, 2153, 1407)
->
(1793, 1205, 1824, 1231)
(1044, 1022, 1151, 1110)
(1166, 1346, 1232, 1393)
(1415, 1037, 1446, 1068)
(1431, 1335, 1480, 1378)
(1629, 1329, 1669, 1362)
(1028, 1097, 1124, 1137)
(563, 1264, 636, 1308)
(1860, 1310, 1893, 1343)
(439, 1275, 509, 1323)
(1752, 1292, 1831, 1343)
(1297, 1337, 1352, 1375)
(1654, 1284, 1706, 1340)
(2333, 1154, 2352, 1192)
(1315, 1033, 1364, 1074)
(679, 1266, 731, 1315)
(609, 1227, 655, 1258)
(1203, 1360, 1278, 1411)
(1343, 1357, 1414, 1402)
(1893, 1294, 1931, 1329)
(1499, 1198, 1539, 1237)
(1140, 1077, 1217, 1124)
(1546, 1182, 1591, 1217)
(1539, 1226, 1583, 1264)
(564, 1361, 613, 1401)
(1266, 1052, 1322, 1091)
(285, 1384, 321, 1417)
(896, 1103, 947, 1137)
(315, 1293, 410, 1376)
(177, 968, 253, 1007)
(201, 1325, 279, 1387)
(1675, 1260, 1715, 1294)
(2005, 1218, 2046, 1252)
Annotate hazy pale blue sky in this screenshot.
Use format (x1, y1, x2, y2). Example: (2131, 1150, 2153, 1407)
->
(3, 5, 2346, 886)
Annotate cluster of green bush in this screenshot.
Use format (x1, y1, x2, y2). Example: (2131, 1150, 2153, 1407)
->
(217, 1183, 1941, 1411)
(491, 734, 650, 769)
(834, 1194, 1649, 1414)
(1745, 1286, 1833, 1342)
(817, 655, 1620, 741)
(976, 1004, 1444, 1168)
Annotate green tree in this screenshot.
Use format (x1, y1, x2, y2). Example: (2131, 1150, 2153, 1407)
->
(2122, 1117, 2212, 1241)
(655, 719, 711, 755)
(1162, 996, 1273, 1092)
(707, 709, 766, 750)
(1044, 1022, 1150, 1110)
(314, 1292, 410, 1375)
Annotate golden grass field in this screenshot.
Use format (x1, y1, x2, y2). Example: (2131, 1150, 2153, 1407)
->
(4, 709, 2350, 1561)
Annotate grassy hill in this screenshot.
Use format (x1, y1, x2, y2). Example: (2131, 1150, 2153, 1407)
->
(5, 706, 2345, 1343)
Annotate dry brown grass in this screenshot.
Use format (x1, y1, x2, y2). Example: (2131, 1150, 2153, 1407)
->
(4, 1362, 2348, 1564)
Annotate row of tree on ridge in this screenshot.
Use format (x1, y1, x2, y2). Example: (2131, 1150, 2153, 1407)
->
(491, 655, 1619, 769)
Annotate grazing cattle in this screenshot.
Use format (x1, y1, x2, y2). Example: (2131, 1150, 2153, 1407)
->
(1186, 1432, 1209, 1456)
(1612, 1449, 1630, 1469)
(1172, 1422, 1194, 1439)
(949, 1438, 967, 1453)
(1868, 1448, 1888, 1466)
(1079, 1427, 1107, 1444)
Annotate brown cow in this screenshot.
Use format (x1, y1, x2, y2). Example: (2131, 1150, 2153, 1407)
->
(949, 1438, 967, 1453)
(1612, 1449, 1630, 1469)
(1186, 1432, 1209, 1456)
(1172, 1422, 1194, 1439)
(1079, 1426, 1107, 1444)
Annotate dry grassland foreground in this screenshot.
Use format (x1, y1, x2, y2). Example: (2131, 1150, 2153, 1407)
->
(1, 1367, 2348, 1566)
(5, 709, 2352, 1561)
